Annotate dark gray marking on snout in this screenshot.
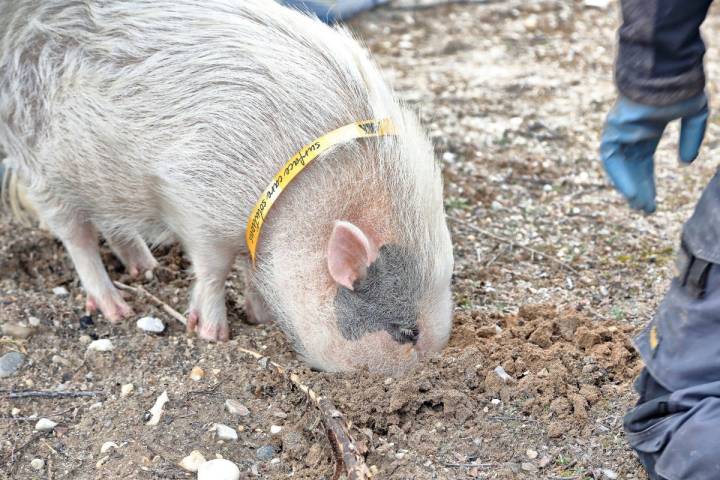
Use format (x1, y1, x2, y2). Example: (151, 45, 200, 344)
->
(334, 244, 421, 344)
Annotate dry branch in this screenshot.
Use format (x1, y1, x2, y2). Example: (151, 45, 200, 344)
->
(117, 282, 371, 479)
(0, 390, 103, 399)
(448, 215, 579, 274)
(114, 281, 187, 326)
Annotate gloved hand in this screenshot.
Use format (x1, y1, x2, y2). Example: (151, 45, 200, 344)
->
(600, 93, 709, 213)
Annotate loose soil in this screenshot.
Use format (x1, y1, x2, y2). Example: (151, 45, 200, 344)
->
(4, 0, 720, 478)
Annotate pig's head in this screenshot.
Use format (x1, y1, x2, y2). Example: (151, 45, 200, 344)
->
(251, 126, 455, 375)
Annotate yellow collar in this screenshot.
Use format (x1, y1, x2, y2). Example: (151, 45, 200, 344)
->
(245, 119, 396, 265)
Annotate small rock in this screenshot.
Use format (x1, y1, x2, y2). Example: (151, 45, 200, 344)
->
(521, 462, 538, 473)
(28, 316, 41, 327)
(190, 366, 205, 381)
(179, 450, 207, 472)
(79, 335, 92, 345)
(213, 423, 238, 441)
(585, 0, 611, 8)
(493, 366, 514, 383)
(87, 339, 113, 352)
(146, 391, 169, 426)
(35, 418, 58, 432)
(602, 468, 619, 479)
(53, 286, 69, 297)
(89, 402, 103, 411)
(100, 442, 119, 453)
(121, 383, 135, 397)
(197, 458, 240, 480)
(0, 351, 25, 378)
(136, 316, 165, 334)
(256, 445, 276, 461)
(538, 456, 552, 468)
(270, 425, 282, 434)
(272, 411, 288, 419)
(30, 458, 45, 471)
(1, 323, 33, 339)
(52, 354, 70, 367)
(224, 399, 250, 417)
(11, 408, 20, 416)
(490, 398, 501, 406)
(78, 315, 94, 329)
(526, 449, 538, 459)
(575, 327, 601, 350)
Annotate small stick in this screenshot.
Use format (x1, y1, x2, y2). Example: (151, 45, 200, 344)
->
(238, 347, 371, 480)
(114, 281, 187, 326)
(448, 215, 579, 274)
(0, 390, 103, 400)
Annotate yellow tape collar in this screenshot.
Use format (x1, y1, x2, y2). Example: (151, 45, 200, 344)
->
(245, 118, 396, 265)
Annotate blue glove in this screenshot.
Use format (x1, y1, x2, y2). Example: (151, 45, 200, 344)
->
(278, 0, 387, 23)
(600, 93, 709, 213)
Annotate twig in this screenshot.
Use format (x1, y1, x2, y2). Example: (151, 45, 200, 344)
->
(448, 215, 579, 274)
(114, 281, 187, 326)
(442, 461, 499, 468)
(238, 347, 371, 480)
(0, 390, 103, 400)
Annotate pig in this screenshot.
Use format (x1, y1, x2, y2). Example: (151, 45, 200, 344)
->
(0, 0, 454, 374)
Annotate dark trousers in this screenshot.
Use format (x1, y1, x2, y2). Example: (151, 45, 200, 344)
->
(625, 171, 720, 480)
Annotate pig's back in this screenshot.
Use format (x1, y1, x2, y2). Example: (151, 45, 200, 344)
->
(0, 0, 391, 241)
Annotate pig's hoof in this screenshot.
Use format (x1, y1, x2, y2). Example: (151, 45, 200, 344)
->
(87, 293, 134, 323)
(187, 311, 229, 341)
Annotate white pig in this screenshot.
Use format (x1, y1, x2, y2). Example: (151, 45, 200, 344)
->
(0, 0, 454, 374)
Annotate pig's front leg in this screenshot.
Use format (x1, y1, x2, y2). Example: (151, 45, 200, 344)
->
(106, 234, 158, 279)
(186, 244, 235, 341)
(43, 213, 133, 322)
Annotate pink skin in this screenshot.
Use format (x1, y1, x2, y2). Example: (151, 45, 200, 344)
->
(106, 235, 158, 279)
(38, 212, 136, 323)
(185, 243, 236, 341)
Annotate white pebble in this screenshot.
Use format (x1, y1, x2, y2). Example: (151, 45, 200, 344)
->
(120, 383, 135, 397)
(493, 366, 513, 383)
(213, 424, 238, 441)
(87, 339, 114, 352)
(30, 458, 45, 471)
(270, 425, 282, 434)
(602, 469, 619, 480)
(52, 286, 69, 297)
(136, 316, 165, 333)
(224, 399, 250, 417)
(526, 449, 538, 459)
(179, 450, 207, 472)
(28, 316, 41, 327)
(79, 335, 92, 345)
(100, 442, 119, 454)
(11, 408, 20, 417)
(146, 391, 169, 426)
(490, 399, 501, 406)
(197, 459, 240, 480)
(35, 418, 57, 432)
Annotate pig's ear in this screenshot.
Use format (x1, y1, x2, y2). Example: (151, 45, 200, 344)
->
(327, 221, 378, 290)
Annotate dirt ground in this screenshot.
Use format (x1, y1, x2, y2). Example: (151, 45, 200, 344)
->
(3, 0, 720, 478)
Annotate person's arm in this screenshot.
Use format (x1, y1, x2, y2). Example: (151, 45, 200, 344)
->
(616, 0, 713, 106)
(600, 0, 713, 214)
